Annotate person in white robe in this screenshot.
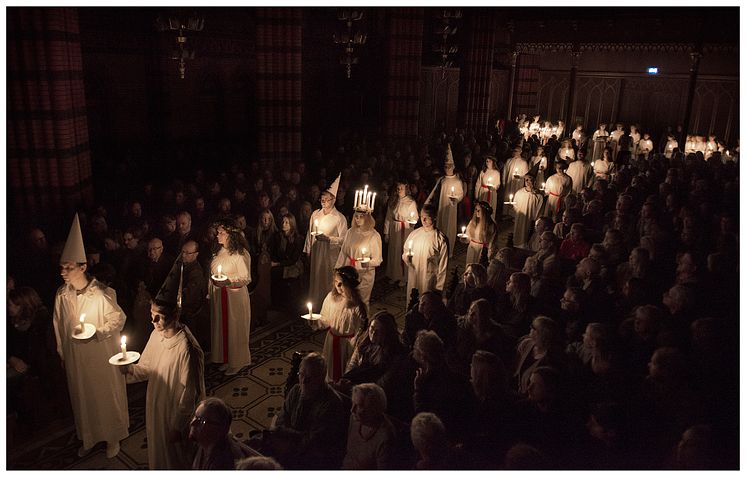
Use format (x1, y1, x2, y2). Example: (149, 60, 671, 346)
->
(543, 160, 574, 221)
(402, 204, 449, 305)
(210, 219, 252, 375)
(639, 133, 654, 159)
(383, 182, 419, 284)
(556, 139, 575, 163)
(629, 125, 641, 157)
(310, 267, 367, 382)
(593, 149, 616, 182)
(122, 301, 206, 470)
(556, 120, 565, 140)
(530, 146, 549, 187)
(528, 115, 541, 139)
(572, 124, 586, 151)
(425, 144, 463, 257)
(567, 150, 594, 194)
(502, 150, 530, 217)
(475, 156, 501, 223)
(512, 175, 545, 248)
(705, 135, 720, 160)
(591, 123, 610, 161)
(609, 123, 625, 160)
(53, 214, 129, 459)
(694, 135, 707, 156)
(459, 201, 498, 266)
(336, 206, 383, 308)
(664, 134, 679, 159)
(304, 174, 348, 306)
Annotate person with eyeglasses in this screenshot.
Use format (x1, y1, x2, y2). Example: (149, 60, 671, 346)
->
(190, 397, 260, 470)
(120, 300, 205, 469)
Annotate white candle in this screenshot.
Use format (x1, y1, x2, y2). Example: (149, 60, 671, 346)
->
(591, 161, 595, 168)
(450, 186, 455, 195)
(509, 193, 514, 202)
(313, 219, 319, 234)
(361, 247, 367, 258)
(514, 168, 518, 176)
(354, 190, 359, 208)
(363, 185, 368, 205)
(408, 240, 413, 256)
(307, 302, 313, 317)
(461, 225, 466, 234)
(487, 177, 493, 186)
(120, 335, 127, 358)
(541, 182, 546, 190)
(371, 192, 376, 211)
(410, 211, 415, 220)
(217, 264, 223, 277)
(77, 314, 85, 334)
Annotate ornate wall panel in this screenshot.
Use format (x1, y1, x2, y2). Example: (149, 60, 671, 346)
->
(571, 76, 621, 129)
(537, 71, 569, 122)
(617, 76, 688, 132)
(458, 11, 497, 134)
(513, 53, 540, 116)
(691, 80, 739, 142)
(489, 69, 509, 127)
(419, 66, 460, 139)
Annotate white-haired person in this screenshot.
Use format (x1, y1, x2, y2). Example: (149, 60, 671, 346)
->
(410, 412, 455, 470)
(342, 383, 398, 470)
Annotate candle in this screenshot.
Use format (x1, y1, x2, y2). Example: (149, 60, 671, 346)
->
(354, 190, 359, 208)
(487, 177, 493, 187)
(591, 161, 595, 168)
(541, 182, 546, 190)
(313, 219, 319, 234)
(410, 211, 415, 219)
(217, 264, 223, 277)
(450, 186, 455, 195)
(77, 314, 86, 334)
(371, 192, 376, 211)
(461, 225, 466, 234)
(307, 302, 313, 317)
(509, 193, 514, 202)
(361, 247, 367, 258)
(363, 184, 368, 205)
(514, 168, 518, 176)
(407, 240, 413, 256)
(120, 335, 127, 359)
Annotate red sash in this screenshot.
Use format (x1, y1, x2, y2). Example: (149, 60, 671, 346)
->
(480, 183, 492, 204)
(328, 329, 355, 381)
(471, 239, 487, 248)
(219, 285, 243, 363)
(399, 220, 407, 276)
(348, 256, 357, 267)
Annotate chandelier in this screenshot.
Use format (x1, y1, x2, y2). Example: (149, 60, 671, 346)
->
(433, 9, 462, 78)
(333, 9, 367, 79)
(155, 12, 205, 79)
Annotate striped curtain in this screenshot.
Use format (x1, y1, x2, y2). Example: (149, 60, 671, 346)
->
(513, 53, 540, 117)
(383, 8, 424, 140)
(458, 11, 497, 134)
(255, 8, 302, 169)
(7, 7, 94, 221)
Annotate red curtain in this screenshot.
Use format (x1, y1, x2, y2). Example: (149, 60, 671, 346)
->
(383, 8, 424, 140)
(255, 8, 302, 169)
(514, 53, 540, 117)
(458, 11, 497, 135)
(7, 7, 94, 220)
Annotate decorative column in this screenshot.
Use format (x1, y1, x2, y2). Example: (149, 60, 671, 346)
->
(255, 8, 302, 169)
(565, 49, 582, 135)
(383, 8, 424, 140)
(506, 51, 519, 120)
(513, 51, 540, 118)
(681, 50, 702, 148)
(457, 10, 498, 134)
(7, 7, 94, 221)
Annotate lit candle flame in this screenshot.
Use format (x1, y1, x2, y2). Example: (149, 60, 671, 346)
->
(79, 314, 86, 323)
(461, 225, 466, 233)
(509, 193, 514, 201)
(307, 302, 312, 316)
(217, 264, 223, 276)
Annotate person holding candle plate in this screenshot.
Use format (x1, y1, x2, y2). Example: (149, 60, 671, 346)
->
(402, 204, 449, 304)
(543, 159, 573, 222)
(424, 144, 463, 258)
(119, 297, 206, 470)
(383, 181, 419, 285)
(476, 156, 501, 223)
(512, 174, 545, 249)
(52, 213, 129, 459)
(303, 173, 348, 307)
(209, 218, 252, 376)
(460, 201, 498, 267)
(502, 148, 529, 218)
(336, 190, 383, 308)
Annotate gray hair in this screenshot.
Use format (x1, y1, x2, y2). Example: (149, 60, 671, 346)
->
(351, 382, 387, 416)
(410, 412, 447, 453)
(300, 352, 327, 377)
(235, 456, 283, 470)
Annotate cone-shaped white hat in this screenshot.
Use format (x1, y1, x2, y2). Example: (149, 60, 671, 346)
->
(60, 213, 87, 264)
(326, 173, 341, 197)
(444, 143, 455, 166)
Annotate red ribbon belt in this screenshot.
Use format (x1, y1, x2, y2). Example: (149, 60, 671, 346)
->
(348, 256, 357, 267)
(470, 239, 487, 248)
(328, 329, 355, 381)
(399, 220, 407, 276)
(548, 191, 562, 213)
(219, 284, 243, 363)
(480, 183, 491, 203)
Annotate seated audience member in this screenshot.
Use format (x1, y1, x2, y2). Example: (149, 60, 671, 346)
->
(503, 443, 550, 470)
(454, 298, 513, 374)
(514, 316, 566, 396)
(404, 290, 457, 352)
(447, 263, 497, 316)
(257, 353, 348, 469)
(190, 397, 260, 470)
(583, 401, 634, 469)
(558, 286, 590, 344)
(672, 424, 715, 470)
(410, 412, 456, 470)
(559, 223, 591, 263)
(498, 272, 537, 339)
(412, 330, 472, 440)
(342, 383, 398, 470)
(341, 311, 407, 391)
(235, 456, 284, 470)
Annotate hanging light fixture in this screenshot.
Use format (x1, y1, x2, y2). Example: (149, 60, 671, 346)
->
(156, 12, 204, 79)
(433, 9, 462, 78)
(333, 9, 367, 79)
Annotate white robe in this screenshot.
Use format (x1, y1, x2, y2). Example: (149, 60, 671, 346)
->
(475, 169, 501, 222)
(502, 156, 529, 217)
(383, 196, 419, 282)
(304, 207, 348, 306)
(312, 292, 365, 382)
(664, 139, 678, 158)
(513, 187, 545, 248)
(530, 155, 548, 187)
(401, 227, 449, 304)
(127, 327, 205, 470)
(426, 174, 463, 257)
(464, 220, 496, 266)
(53, 278, 129, 449)
(335, 227, 383, 307)
(543, 172, 573, 221)
(572, 129, 586, 148)
(591, 130, 609, 161)
(210, 248, 251, 368)
(629, 131, 640, 155)
(567, 160, 593, 194)
(593, 159, 615, 181)
(639, 138, 654, 159)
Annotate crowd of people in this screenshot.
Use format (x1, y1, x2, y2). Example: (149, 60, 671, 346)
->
(6, 116, 739, 469)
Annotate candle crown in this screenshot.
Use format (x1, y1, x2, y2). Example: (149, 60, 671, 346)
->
(353, 186, 376, 213)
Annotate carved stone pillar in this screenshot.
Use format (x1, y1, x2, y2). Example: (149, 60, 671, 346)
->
(565, 50, 581, 135)
(681, 51, 702, 147)
(506, 51, 519, 120)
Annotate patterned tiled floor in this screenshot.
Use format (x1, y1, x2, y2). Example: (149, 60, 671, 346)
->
(8, 221, 510, 469)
